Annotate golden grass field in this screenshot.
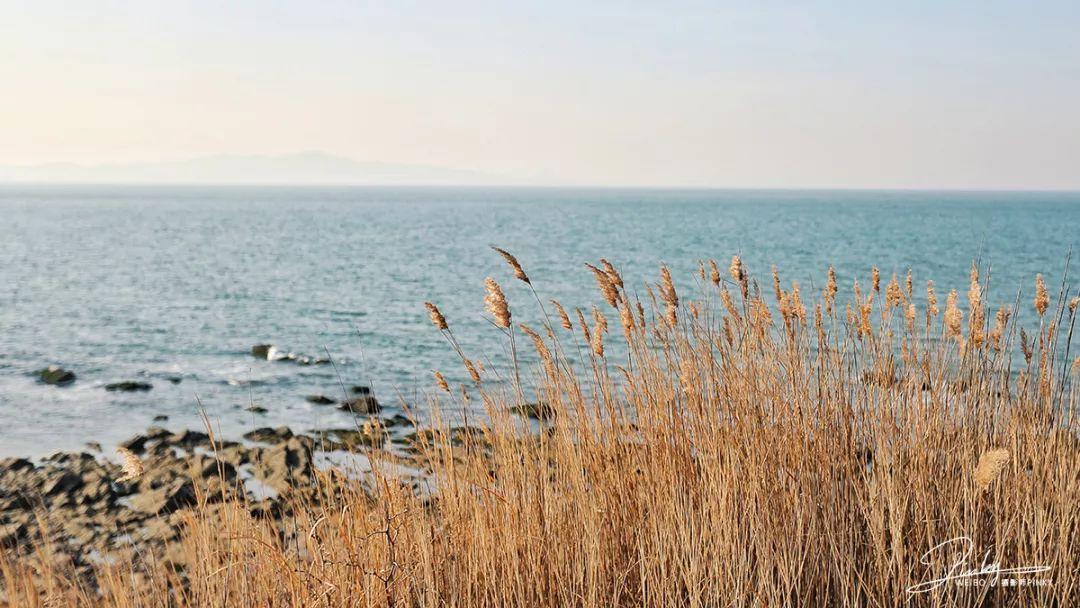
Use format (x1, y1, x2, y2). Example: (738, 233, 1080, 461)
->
(3, 251, 1078, 607)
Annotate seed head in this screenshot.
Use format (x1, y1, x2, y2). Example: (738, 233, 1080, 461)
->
(424, 302, 448, 330)
(484, 277, 511, 329)
(1034, 274, 1049, 316)
(587, 263, 620, 307)
(491, 246, 530, 284)
(551, 299, 573, 330)
(115, 447, 144, 483)
(433, 370, 450, 392)
(974, 448, 1010, 490)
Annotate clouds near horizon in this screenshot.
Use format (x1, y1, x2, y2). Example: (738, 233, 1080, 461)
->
(1, 1, 1078, 189)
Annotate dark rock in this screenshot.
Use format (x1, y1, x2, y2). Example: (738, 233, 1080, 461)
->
(350, 385, 371, 395)
(251, 344, 273, 359)
(339, 396, 381, 414)
(243, 426, 293, 444)
(146, 426, 171, 440)
(120, 434, 151, 454)
(510, 402, 557, 421)
(164, 376, 183, 384)
(39, 366, 76, 386)
(253, 437, 314, 493)
(42, 470, 84, 496)
(198, 458, 237, 480)
(105, 381, 153, 392)
(0, 522, 26, 546)
(305, 394, 335, 405)
(152, 414, 169, 422)
(245, 405, 268, 414)
(381, 414, 412, 428)
(0, 457, 34, 473)
(168, 429, 210, 448)
(312, 427, 385, 450)
(85, 442, 102, 452)
(131, 480, 196, 515)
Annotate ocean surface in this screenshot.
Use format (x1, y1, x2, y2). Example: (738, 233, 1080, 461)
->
(1, 186, 1078, 457)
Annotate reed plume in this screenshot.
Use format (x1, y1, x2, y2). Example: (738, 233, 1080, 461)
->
(433, 370, 450, 392)
(659, 265, 679, 326)
(824, 266, 838, 314)
(484, 277, 511, 329)
(1035, 274, 1049, 316)
(600, 258, 624, 289)
(974, 448, 1010, 490)
(463, 358, 481, 384)
(551, 300, 573, 330)
(425, 302, 448, 330)
(492, 246, 530, 284)
(729, 255, 748, 298)
(587, 263, 620, 307)
(114, 447, 144, 483)
(945, 289, 963, 341)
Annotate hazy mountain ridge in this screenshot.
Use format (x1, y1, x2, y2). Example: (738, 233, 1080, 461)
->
(0, 152, 505, 185)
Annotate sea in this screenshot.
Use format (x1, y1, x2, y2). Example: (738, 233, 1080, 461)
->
(1, 186, 1078, 457)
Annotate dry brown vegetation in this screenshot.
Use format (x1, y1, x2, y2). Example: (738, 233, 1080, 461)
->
(3, 252, 1079, 607)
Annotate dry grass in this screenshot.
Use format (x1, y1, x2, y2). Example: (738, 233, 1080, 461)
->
(3, 252, 1079, 607)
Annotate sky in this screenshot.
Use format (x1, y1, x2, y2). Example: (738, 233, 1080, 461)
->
(1, 1, 1078, 189)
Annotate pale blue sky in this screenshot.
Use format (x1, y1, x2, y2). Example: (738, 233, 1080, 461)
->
(1, 1, 1078, 188)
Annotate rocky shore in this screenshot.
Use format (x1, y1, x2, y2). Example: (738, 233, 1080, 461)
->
(0, 417, 439, 583)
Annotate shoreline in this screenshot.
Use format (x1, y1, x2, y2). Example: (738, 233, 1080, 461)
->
(0, 419, 445, 580)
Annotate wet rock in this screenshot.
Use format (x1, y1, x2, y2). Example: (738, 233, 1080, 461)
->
(510, 402, 557, 421)
(39, 366, 76, 386)
(198, 458, 237, 481)
(381, 414, 412, 428)
(339, 396, 381, 414)
(312, 426, 385, 450)
(131, 480, 197, 515)
(245, 405, 268, 414)
(305, 394, 335, 405)
(251, 344, 273, 359)
(164, 376, 183, 384)
(243, 426, 294, 444)
(120, 434, 151, 454)
(146, 426, 171, 440)
(168, 430, 210, 449)
(253, 437, 314, 493)
(0, 457, 34, 474)
(153, 414, 169, 422)
(105, 381, 153, 392)
(0, 522, 26, 546)
(350, 385, 371, 395)
(42, 470, 84, 496)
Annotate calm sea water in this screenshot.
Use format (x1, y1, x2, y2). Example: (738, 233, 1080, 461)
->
(1, 186, 1078, 457)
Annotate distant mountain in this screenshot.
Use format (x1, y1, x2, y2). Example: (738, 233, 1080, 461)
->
(0, 152, 505, 185)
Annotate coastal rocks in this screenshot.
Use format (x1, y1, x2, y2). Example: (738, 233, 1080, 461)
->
(39, 365, 76, 386)
(311, 425, 386, 450)
(339, 396, 381, 414)
(252, 437, 315, 494)
(250, 344, 331, 366)
(131, 481, 197, 515)
(510, 402, 557, 421)
(305, 394, 335, 405)
(243, 426, 294, 444)
(105, 381, 153, 392)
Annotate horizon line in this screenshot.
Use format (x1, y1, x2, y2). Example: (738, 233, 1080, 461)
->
(1, 180, 1079, 195)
